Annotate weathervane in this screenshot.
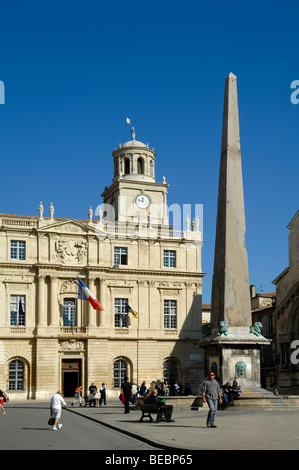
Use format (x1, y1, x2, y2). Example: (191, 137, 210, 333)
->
(126, 117, 136, 141)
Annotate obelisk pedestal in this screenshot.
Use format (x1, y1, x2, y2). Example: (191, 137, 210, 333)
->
(200, 73, 270, 394)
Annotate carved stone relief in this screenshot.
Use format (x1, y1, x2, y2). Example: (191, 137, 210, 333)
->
(55, 238, 87, 264)
(60, 340, 85, 351)
(60, 280, 78, 294)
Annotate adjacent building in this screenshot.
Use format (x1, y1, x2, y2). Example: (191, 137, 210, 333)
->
(250, 286, 276, 389)
(273, 210, 299, 393)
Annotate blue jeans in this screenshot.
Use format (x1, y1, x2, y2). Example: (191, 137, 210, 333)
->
(131, 393, 137, 404)
(206, 397, 218, 425)
(230, 392, 240, 405)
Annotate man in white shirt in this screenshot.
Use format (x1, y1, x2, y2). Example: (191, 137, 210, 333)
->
(50, 390, 68, 431)
(131, 382, 138, 405)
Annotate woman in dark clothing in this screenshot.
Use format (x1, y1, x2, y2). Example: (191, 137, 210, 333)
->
(139, 381, 147, 396)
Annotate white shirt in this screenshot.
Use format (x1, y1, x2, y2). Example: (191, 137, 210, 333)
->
(51, 393, 66, 409)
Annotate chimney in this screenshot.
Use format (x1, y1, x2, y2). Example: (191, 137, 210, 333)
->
(250, 285, 256, 298)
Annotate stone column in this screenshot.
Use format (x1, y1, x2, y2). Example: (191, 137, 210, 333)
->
(49, 276, 58, 326)
(162, 191, 168, 226)
(37, 274, 46, 326)
(99, 279, 105, 326)
(148, 281, 155, 329)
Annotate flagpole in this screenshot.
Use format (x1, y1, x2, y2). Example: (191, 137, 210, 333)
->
(137, 285, 140, 387)
(137, 309, 139, 387)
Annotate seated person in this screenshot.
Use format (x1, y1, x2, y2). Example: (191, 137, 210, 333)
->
(157, 382, 165, 396)
(222, 381, 233, 406)
(145, 389, 174, 422)
(144, 388, 154, 403)
(85, 392, 96, 406)
(230, 380, 242, 405)
(173, 381, 180, 396)
(139, 381, 147, 397)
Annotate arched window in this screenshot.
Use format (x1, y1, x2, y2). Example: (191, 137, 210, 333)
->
(124, 158, 130, 174)
(114, 359, 128, 388)
(163, 358, 179, 385)
(137, 157, 144, 174)
(9, 359, 25, 391)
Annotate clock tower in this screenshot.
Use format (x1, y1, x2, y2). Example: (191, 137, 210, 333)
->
(101, 131, 169, 227)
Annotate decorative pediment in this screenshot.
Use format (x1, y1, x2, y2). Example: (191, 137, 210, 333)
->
(37, 219, 96, 235)
(60, 280, 78, 294)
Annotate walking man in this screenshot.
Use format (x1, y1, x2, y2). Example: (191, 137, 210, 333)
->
(71, 385, 83, 407)
(202, 371, 222, 428)
(121, 376, 132, 414)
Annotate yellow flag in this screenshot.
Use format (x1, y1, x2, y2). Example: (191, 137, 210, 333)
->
(125, 302, 138, 318)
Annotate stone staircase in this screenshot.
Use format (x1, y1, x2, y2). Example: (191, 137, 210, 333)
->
(135, 391, 299, 410)
(225, 390, 299, 408)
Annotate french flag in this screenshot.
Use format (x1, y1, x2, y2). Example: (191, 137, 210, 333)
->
(77, 277, 104, 311)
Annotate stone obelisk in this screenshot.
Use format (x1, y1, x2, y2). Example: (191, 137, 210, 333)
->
(211, 72, 252, 332)
(200, 73, 270, 392)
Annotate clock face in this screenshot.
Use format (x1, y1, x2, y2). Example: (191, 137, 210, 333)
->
(136, 194, 150, 209)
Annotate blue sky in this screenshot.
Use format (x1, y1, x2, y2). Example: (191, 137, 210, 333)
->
(0, 0, 298, 303)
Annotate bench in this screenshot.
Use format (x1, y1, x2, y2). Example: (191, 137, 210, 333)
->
(139, 402, 170, 423)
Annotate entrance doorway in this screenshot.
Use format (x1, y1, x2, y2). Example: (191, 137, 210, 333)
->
(62, 359, 82, 397)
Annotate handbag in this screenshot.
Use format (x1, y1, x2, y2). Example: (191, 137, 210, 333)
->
(48, 417, 55, 425)
(119, 393, 125, 404)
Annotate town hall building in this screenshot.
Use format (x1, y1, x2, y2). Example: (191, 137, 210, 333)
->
(0, 131, 204, 400)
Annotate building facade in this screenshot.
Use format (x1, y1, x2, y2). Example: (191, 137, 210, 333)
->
(250, 286, 277, 389)
(273, 210, 299, 393)
(0, 135, 204, 400)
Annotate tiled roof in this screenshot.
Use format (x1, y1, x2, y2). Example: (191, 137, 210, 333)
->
(258, 292, 276, 297)
(252, 304, 275, 313)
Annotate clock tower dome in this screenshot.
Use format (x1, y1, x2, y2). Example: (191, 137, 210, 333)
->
(101, 130, 169, 227)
